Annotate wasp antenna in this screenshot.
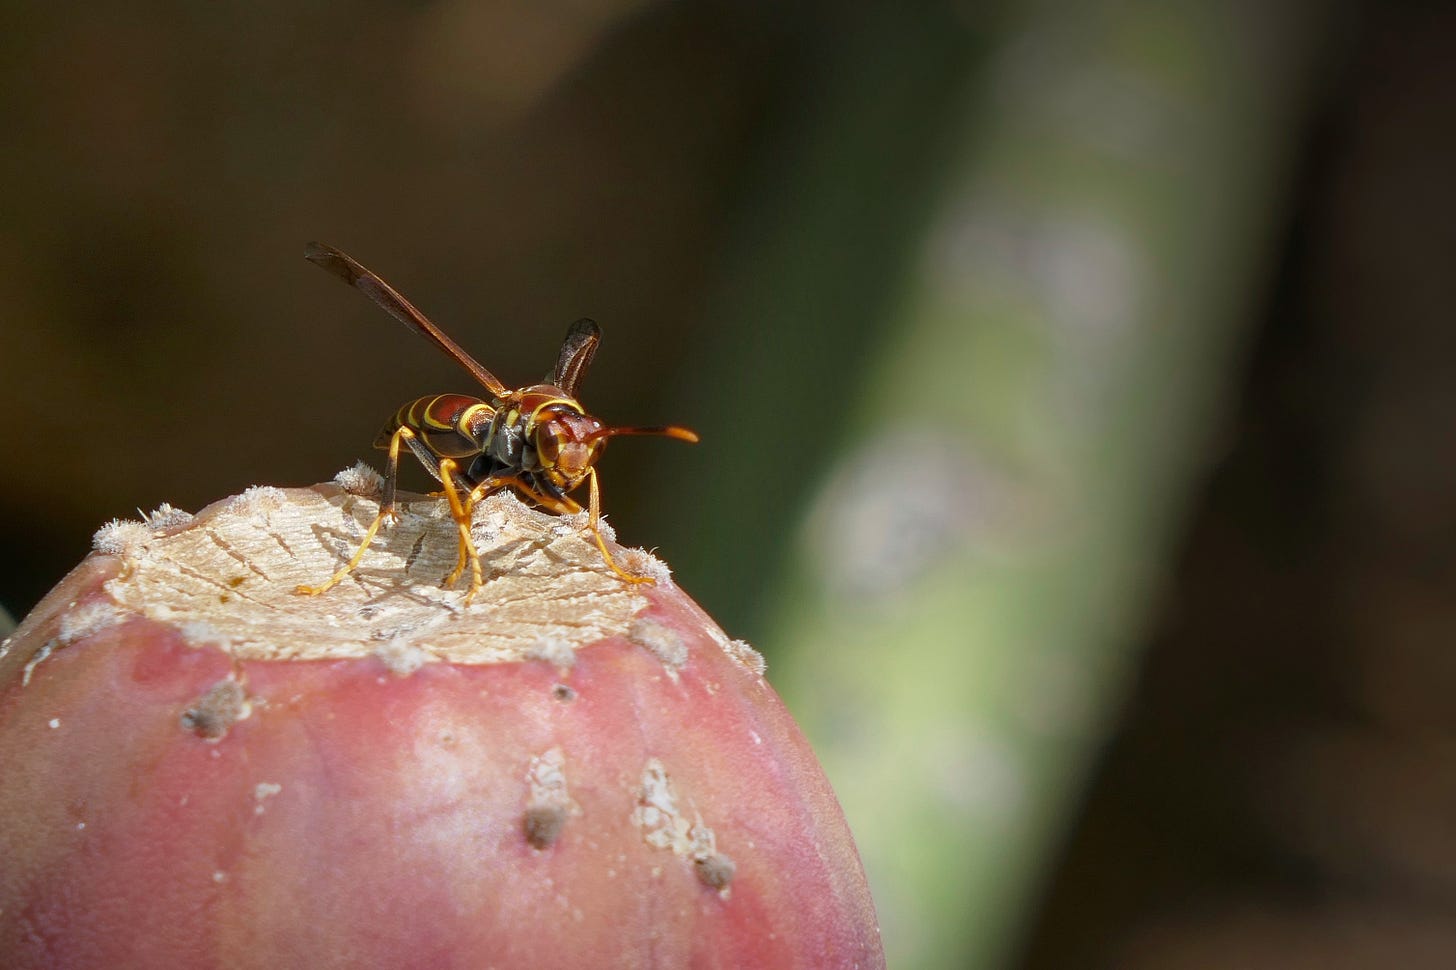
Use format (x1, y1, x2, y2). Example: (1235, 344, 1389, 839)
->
(592, 425, 699, 444)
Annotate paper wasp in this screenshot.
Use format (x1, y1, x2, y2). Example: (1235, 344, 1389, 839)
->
(295, 242, 697, 601)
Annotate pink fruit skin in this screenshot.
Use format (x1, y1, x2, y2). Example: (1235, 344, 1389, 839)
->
(0, 554, 883, 969)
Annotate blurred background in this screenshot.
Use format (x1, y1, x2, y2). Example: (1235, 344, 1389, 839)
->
(2, 1, 1453, 967)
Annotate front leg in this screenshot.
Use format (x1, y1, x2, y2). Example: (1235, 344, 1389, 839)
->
(441, 468, 517, 603)
(507, 476, 581, 517)
(506, 474, 651, 584)
(583, 467, 654, 585)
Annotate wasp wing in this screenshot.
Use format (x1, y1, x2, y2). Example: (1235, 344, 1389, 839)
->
(305, 242, 510, 399)
(551, 318, 601, 397)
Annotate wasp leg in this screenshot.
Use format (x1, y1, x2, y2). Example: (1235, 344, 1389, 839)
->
(438, 467, 521, 602)
(464, 477, 512, 508)
(296, 426, 416, 596)
(585, 468, 654, 585)
(508, 479, 580, 516)
(500, 476, 649, 584)
(437, 459, 486, 601)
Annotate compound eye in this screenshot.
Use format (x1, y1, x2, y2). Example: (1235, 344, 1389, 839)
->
(535, 432, 561, 466)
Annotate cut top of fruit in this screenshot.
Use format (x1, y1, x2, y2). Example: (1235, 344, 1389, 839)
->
(93, 484, 655, 665)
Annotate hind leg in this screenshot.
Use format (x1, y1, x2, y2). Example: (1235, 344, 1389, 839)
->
(296, 426, 415, 596)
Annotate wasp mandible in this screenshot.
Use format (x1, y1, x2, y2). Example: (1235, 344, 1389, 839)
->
(295, 242, 698, 601)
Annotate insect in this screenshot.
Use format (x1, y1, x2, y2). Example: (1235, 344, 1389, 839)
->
(294, 242, 697, 601)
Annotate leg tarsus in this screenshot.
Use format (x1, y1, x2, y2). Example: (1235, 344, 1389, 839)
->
(585, 468, 654, 586)
(438, 460, 484, 600)
(514, 471, 652, 584)
(295, 506, 393, 595)
(296, 426, 415, 596)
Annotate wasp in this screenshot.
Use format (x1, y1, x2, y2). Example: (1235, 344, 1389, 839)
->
(295, 242, 697, 601)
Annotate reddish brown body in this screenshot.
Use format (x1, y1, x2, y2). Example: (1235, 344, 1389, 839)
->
(296, 243, 696, 600)
(382, 394, 493, 464)
(381, 384, 613, 513)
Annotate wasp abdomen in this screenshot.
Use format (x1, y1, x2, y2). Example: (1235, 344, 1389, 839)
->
(375, 394, 494, 460)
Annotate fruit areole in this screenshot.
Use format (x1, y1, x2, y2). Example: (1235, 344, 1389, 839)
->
(0, 477, 883, 969)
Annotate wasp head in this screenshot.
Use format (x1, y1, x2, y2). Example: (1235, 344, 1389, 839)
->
(526, 387, 698, 494)
(533, 406, 607, 488)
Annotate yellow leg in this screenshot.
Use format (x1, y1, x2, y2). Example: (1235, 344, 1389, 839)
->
(585, 468, 654, 585)
(293, 511, 392, 596)
(507, 477, 580, 516)
(437, 459, 484, 601)
(296, 426, 415, 596)
(466, 477, 515, 508)
(505, 473, 649, 584)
